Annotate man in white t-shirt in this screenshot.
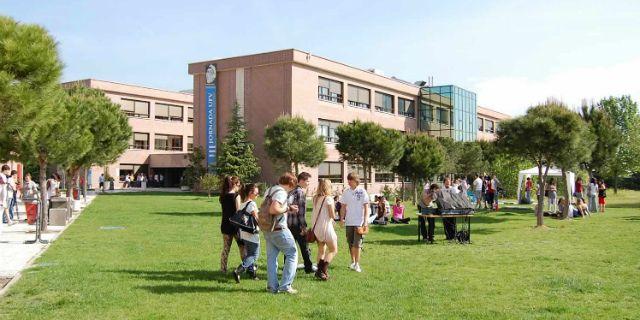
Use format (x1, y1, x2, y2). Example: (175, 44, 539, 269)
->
(473, 174, 483, 209)
(339, 173, 370, 273)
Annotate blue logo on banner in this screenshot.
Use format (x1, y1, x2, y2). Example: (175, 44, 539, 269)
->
(205, 64, 217, 168)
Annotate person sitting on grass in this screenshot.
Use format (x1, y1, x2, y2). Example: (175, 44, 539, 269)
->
(576, 198, 590, 217)
(391, 198, 410, 224)
(374, 196, 388, 225)
(233, 183, 261, 283)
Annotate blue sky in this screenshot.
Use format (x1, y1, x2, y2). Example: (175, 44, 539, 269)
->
(2, 0, 639, 115)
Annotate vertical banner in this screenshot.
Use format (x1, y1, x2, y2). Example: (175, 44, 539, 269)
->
(204, 64, 217, 169)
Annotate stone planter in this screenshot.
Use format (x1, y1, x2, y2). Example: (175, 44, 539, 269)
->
(180, 186, 191, 191)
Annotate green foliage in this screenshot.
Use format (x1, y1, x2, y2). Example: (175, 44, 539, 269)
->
(199, 173, 220, 197)
(394, 133, 444, 202)
(579, 102, 621, 177)
(599, 96, 640, 192)
(335, 120, 404, 189)
(488, 153, 533, 198)
(496, 99, 586, 226)
(182, 147, 206, 188)
(264, 116, 326, 175)
(380, 185, 396, 201)
(216, 103, 260, 182)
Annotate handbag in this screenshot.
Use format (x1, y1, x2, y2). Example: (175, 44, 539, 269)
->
(229, 202, 258, 234)
(356, 225, 369, 235)
(305, 197, 326, 243)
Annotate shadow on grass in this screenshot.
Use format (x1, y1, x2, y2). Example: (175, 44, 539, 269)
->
(99, 192, 203, 197)
(621, 216, 640, 221)
(136, 284, 263, 294)
(608, 203, 640, 209)
(150, 211, 214, 217)
(111, 269, 229, 283)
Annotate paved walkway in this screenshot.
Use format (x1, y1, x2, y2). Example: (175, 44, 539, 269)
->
(0, 194, 97, 292)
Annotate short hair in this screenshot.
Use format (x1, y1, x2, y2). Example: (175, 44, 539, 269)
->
(10, 170, 17, 175)
(347, 173, 360, 183)
(278, 172, 297, 187)
(1, 165, 9, 171)
(297, 172, 311, 182)
(430, 183, 440, 190)
(25, 173, 31, 178)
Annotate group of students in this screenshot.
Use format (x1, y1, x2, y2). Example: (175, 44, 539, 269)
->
(472, 174, 501, 210)
(0, 166, 41, 227)
(218, 172, 371, 294)
(372, 196, 411, 225)
(525, 176, 608, 217)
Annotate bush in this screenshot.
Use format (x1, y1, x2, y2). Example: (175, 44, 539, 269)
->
(199, 174, 219, 197)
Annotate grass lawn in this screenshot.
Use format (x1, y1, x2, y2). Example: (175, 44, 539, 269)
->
(1, 190, 639, 319)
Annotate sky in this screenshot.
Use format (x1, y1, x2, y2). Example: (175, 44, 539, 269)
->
(2, 0, 639, 115)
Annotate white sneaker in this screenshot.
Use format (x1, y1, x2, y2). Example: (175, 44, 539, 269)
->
(354, 263, 362, 273)
(349, 262, 356, 270)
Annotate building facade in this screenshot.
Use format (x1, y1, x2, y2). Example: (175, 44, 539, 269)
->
(63, 79, 194, 189)
(188, 49, 509, 193)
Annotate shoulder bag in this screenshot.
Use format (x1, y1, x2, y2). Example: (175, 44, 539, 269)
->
(305, 197, 326, 243)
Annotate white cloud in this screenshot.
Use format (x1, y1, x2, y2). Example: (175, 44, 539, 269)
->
(472, 57, 640, 116)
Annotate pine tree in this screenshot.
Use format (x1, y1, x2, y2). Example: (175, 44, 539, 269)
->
(216, 102, 260, 182)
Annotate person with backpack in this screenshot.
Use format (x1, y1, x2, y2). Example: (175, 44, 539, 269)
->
(232, 183, 261, 283)
(219, 176, 245, 273)
(311, 179, 337, 281)
(260, 173, 299, 294)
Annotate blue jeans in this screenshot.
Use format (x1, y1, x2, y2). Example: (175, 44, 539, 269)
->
(9, 194, 17, 220)
(263, 229, 298, 292)
(242, 240, 260, 269)
(525, 190, 531, 203)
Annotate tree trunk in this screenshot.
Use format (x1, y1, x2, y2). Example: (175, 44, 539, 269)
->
(82, 167, 88, 203)
(401, 179, 405, 201)
(363, 165, 369, 190)
(561, 168, 570, 219)
(535, 165, 547, 227)
(294, 162, 299, 176)
(38, 157, 48, 232)
(412, 177, 418, 205)
(613, 172, 619, 195)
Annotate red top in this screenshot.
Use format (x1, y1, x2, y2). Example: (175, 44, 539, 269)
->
(575, 181, 583, 193)
(525, 180, 533, 190)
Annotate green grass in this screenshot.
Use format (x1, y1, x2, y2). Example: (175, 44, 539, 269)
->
(1, 190, 639, 319)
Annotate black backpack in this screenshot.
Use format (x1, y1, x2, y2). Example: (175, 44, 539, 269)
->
(229, 203, 258, 234)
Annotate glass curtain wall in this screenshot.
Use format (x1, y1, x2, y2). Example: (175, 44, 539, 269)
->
(419, 85, 477, 141)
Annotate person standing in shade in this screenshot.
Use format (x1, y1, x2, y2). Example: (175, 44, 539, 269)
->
(98, 174, 105, 192)
(598, 179, 607, 213)
(233, 183, 261, 283)
(286, 172, 315, 274)
(525, 177, 533, 203)
(219, 176, 245, 273)
(587, 177, 598, 212)
(1, 165, 13, 226)
(312, 179, 338, 281)
(442, 178, 457, 240)
(339, 173, 369, 273)
(574, 177, 584, 201)
(547, 178, 558, 213)
(263, 173, 299, 294)
(473, 174, 483, 208)
(159, 174, 164, 187)
(7, 170, 18, 221)
(419, 183, 440, 243)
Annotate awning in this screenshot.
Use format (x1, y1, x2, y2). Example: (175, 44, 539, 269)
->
(148, 153, 190, 168)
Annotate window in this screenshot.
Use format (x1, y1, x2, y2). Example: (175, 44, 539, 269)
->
(318, 77, 343, 103)
(375, 170, 395, 183)
(347, 85, 370, 109)
(437, 108, 449, 125)
(155, 134, 183, 151)
(348, 164, 371, 182)
(398, 98, 415, 117)
(477, 117, 484, 131)
(155, 103, 183, 121)
(121, 99, 150, 118)
(375, 92, 394, 113)
(130, 132, 149, 150)
(187, 107, 194, 122)
(318, 161, 343, 183)
(317, 119, 341, 143)
(187, 136, 193, 152)
(119, 164, 141, 181)
(485, 120, 494, 133)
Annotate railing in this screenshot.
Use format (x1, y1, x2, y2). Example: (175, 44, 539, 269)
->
(349, 101, 370, 109)
(124, 111, 149, 118)
(129, 144, 149, 150)
(318, 93, 343, 103)
(155, 116, 184, 122)
(375, 106, 394, 114)
(399, 110, 415, 118)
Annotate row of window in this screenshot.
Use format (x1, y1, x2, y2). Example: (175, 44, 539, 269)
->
(477, 117, 496, 133)
(422, 103, 451, 125)
(120, 98, 194, 122)
(318, 77, 416, 118)
(318, 161, 399, 184)
(130, 133, 193, 152)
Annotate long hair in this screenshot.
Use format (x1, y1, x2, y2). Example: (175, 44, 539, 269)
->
(240, 183, 257, 202)
(314, 179, 332, 203)
(220, 175, 240, 194)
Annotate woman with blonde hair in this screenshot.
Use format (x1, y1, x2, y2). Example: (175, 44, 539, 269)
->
(312, 179, 338, 280)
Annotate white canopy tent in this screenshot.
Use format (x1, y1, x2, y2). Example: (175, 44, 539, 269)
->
(517, 166, 575, 202)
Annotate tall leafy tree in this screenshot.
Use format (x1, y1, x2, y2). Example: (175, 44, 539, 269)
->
(264, 116, 326, 176)
(335, 120, 404, 190)
(437, 138, 461, 176)
(579, 102, 621, 179)
(457, 141, 487, 176)
(216, 103, 260, 181)
(599, 96, 640, 193)
(496, 99, 586, 227)
(393, 133, 444, 203)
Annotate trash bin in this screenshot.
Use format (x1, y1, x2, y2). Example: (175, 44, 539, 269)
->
(73, 188, 79, 200)
(24, 197, 38, 225)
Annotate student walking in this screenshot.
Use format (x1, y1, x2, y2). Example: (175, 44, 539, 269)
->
(339, 173, 370, 273)
(219, 176, 246, 273)
(233, 183, 261, 283)
(312, 179, 338, 281)
(287, 172, 315, 274)
(262, 173, 299, 294)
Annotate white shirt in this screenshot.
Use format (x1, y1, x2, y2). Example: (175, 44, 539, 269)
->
(239, 200, 260, 243)
(0, 174, 8, 207)
(473, 178, 483, 191)
(339, 186, 369, 227)
(452, 183, 460, 194)
(264, 186, 289, 230)
(99, 176, 105, 183)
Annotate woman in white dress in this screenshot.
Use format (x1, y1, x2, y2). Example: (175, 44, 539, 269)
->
(312, 179, 337, 281)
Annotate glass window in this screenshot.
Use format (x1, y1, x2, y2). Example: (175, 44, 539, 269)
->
(318, 77, 343, 103)
(347, 85, 370, 109)
(187, 136, 193, 152)
(156, 103, 183, 121)
(121, 99, 149, 118)
(398, 98, 415, 118)
(438, 108, 449, 125)
(119, 164, 141, 181)
(485, 120, 495, 133)
(187, 107, 194, 122)
(155, 134, 183, 151)
(318, 161, 343, 183)
(317, 119, 341, 143)
(477, 117, 484, 131)
(375, 92, 394, 113)
(375, 170, 395, 183)
(130, 132, 149, 150)
(348, 163, 371, 182)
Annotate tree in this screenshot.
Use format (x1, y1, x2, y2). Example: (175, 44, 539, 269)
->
(599, 96, 640, 193)
(335, 120, 404, 190)
(216, 103, 260, 181)
(62, 85, 131, 199)
(264, 116, 326, 176)
(496, 99, 586, 227)
(393, 133, 444, 204)
(457, 141, 487, 176)
(437, 138, 461, 176)
(182, 147, 206, 190)
(199, 173, 219, 197)
(579, 102, 621, 179)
